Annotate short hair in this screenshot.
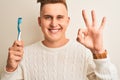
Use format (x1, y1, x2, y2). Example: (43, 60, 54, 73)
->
(37, 0, 68, 11)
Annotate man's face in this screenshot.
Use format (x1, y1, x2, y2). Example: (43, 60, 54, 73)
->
(38, 3, 70, 42)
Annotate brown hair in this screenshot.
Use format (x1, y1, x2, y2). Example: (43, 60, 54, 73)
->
(37, 0, 68, 11)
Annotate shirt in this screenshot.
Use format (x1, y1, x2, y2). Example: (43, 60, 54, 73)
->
(1, 40, 119, 80)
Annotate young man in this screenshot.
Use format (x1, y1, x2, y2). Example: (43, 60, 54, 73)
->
(1, 0, 119, 80)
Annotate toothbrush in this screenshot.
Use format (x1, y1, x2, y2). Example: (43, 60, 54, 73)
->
(17, 17, 22, 41)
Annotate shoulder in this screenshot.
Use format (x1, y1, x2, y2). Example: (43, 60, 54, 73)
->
(69, 39, 87, 50)
(21, 41, 43, 62)
(70, 39, 93, 58)
(23, 41, 43, 57)
(24, 41, 41, 51)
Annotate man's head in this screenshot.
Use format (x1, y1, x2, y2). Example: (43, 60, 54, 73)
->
(37, 0, 70, 44)
(37, 0, 68, 11)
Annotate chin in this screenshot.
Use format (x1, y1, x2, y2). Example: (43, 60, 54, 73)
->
(46, 35, 64, 42)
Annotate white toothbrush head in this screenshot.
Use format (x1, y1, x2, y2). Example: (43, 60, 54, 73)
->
(17, 17, 22, 41)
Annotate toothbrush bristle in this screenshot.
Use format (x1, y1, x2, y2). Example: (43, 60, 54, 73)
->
(17, 17, 22, 32)
(18, 17, 22, 24)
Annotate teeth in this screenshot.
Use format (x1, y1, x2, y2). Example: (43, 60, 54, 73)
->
(50, 29, 59, 33)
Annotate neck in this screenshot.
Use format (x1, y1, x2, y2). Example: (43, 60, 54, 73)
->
(42, 38, 69, 48)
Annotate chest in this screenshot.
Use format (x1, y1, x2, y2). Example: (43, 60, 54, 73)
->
(23, 51, 88, 80)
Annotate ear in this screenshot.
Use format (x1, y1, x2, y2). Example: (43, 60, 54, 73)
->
(67, 17, 70, 25)
(38, 17, 41, 27)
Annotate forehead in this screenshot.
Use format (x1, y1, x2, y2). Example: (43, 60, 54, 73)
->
(40, 3, 68, 16)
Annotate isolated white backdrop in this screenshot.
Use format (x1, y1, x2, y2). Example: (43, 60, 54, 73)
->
(0, 0, 120, 78)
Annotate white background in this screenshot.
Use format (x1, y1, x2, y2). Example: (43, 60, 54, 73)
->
(0, 0, 120, 78)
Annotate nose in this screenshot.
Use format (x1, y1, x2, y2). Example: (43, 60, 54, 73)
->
(50, 18, 58, 27)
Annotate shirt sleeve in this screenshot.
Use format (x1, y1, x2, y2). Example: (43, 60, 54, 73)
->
(87, 54, 119, 80)
(0, 64, 24, 80)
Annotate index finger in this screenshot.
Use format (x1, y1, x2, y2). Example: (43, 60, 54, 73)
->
(12, 40, 24, 47)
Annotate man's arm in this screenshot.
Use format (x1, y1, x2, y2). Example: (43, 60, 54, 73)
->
(87, 53, 119, 80)
(77, 10, 119, 80)
(1, 64, 23, 80)
(1, 40, 24, 80)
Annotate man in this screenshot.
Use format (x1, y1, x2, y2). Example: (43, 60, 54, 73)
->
(1, 0, 119, 80)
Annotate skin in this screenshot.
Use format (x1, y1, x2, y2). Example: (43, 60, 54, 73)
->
(38, 3, 70, 48)
(77, 10, 106, 54)
(6, 41, 24, 72)
(6, 3, 106, 72)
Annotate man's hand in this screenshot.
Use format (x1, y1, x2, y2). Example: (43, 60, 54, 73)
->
(6, 40, 24, 72)
(77, 10, 106, 54)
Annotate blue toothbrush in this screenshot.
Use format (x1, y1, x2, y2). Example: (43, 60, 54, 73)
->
(17, 17, 22, 41)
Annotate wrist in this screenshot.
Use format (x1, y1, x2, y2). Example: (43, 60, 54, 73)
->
(6, 65, 17, 72)
(93, 50, 107, 59)
(91, 48, 105, 54)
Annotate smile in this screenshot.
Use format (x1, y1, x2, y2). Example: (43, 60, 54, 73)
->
(48, 28, 62, 34)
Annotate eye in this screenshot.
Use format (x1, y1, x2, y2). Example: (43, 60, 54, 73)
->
(57, 15, 64, 20)
(44, 15, 52, 20)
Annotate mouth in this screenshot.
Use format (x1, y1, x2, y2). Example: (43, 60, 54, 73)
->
(48, 28, 62, 34)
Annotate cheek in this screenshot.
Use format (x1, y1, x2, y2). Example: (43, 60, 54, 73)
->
(60, 18, 69, 26)
(41, 21, 50, 28)
(40, 22, 48, 32)
(60, 21, 69, 29)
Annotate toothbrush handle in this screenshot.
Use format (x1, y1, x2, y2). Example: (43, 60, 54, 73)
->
(17, 32, 21, 41)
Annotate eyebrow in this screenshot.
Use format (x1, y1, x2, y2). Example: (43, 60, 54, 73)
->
(43, 14, 65, 17)
(42, 15, 50, 17)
